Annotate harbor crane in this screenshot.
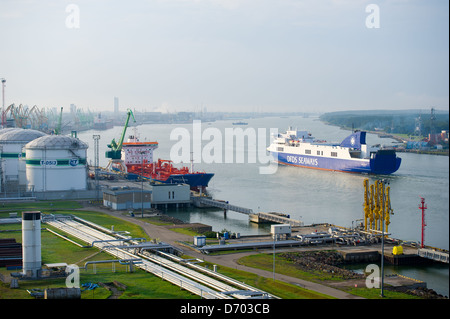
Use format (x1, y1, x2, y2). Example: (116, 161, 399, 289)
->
(363, 178, 393, 233)
(53, 107, 63, 135)
(105, 108, 135, 173)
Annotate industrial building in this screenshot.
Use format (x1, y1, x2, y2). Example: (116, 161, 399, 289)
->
(150, 184, 190, 206)
(0, 128, 98, 200)
(102, 183, 191, 211)
(103, 187, 152, 210)
(0, 127, 193, 207)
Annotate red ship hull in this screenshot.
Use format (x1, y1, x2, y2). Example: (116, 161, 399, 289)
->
(126, 159, 214, 191)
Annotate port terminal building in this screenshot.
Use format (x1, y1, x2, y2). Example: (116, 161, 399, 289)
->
(102, 183, 191, 210)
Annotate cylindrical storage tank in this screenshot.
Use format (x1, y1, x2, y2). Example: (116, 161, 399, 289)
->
(0, 128, 22, 136)
(0, 129, 21, 183)
(45, 288, 81, 299)
(25, 135, 88, 192)
(0, 129, 47, 189)
(22, 211, 42, 277)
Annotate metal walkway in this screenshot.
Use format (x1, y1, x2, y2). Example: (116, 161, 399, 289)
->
(192, 196, 303, 226)
(199, 240, 303, 253)
(255, 212, 304, 227)
(418, 248, 449, 263)
(192, 196, 254, 215)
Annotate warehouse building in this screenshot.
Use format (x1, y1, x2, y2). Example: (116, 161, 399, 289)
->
(102, 183, 190, 210)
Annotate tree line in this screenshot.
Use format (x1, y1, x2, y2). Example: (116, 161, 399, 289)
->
(320, 110, 449, 136)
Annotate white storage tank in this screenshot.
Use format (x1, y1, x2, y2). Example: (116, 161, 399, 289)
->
(0, 128, 21, 191)
(25, 135, 88, 192)
(0, 128, 22, 136)
(22, 211, 42, 277)
(0, 129, 47, 189)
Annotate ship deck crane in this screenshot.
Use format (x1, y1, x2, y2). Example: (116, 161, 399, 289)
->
(105, 109, 136, 173)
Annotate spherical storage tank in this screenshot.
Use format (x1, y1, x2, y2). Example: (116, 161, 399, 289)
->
(25, 135, 88, 192)
(0, 129, 47, 188)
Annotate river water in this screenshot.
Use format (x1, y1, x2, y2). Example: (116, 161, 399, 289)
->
(77, 115, 449, 296)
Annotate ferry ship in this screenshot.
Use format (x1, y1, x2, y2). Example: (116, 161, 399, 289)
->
(267, 128, 401, 174)
(122, 131, 214, 191)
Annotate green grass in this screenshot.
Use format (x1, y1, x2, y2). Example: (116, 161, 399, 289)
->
(1, 267, 201, 299)
(238, 253, 344, 282)
(169, 227, 200, 237)
(0, 205, 331, 299)
(199, 259, 333, 299)
(0, 204, 197, 299)
(142, 216, 173, 226)
(51, 210, 150, 241)
(0, 201, 420, 300)
(0, 222, 198, 299)
(342, 286, 420, 299)
(78, 268, 200, 299)
(0, 200, 83, 212)
(236, 253, 421, 299)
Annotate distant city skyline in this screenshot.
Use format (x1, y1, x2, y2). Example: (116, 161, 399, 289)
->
(0, 0, 448, 114)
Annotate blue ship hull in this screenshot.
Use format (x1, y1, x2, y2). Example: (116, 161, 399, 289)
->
(159, 173, 215, 188)
(272, 150, 401, 175)
(127, 172, 214, 190)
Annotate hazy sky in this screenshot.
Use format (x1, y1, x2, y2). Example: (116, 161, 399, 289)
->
(0, 0, 448, 113)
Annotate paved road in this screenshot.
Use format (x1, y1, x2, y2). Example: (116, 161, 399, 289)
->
(80, 206, 365, 299)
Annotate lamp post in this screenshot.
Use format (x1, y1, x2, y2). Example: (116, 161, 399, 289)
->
(1, 78, 6, 128)
(273, 234, 276, 281)
(380, 179, 389, 298)
(140, 151, 146, 218)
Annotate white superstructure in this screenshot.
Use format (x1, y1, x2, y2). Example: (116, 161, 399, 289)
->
(269, 128, 370, 161)
(267, 128, 402, 174)
(121, 130, 158, 166)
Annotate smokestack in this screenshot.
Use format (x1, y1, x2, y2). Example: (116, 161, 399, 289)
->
(22, 211, 42, 278)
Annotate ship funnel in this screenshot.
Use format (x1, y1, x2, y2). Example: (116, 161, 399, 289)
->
(340, 131, 366, 149)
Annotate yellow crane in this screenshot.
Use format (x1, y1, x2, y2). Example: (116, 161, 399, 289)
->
(363, 178, 393, 234)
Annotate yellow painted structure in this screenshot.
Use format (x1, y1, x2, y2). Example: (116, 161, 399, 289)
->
(392, 246, 403, 255)
(363, 179, 393, 234)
